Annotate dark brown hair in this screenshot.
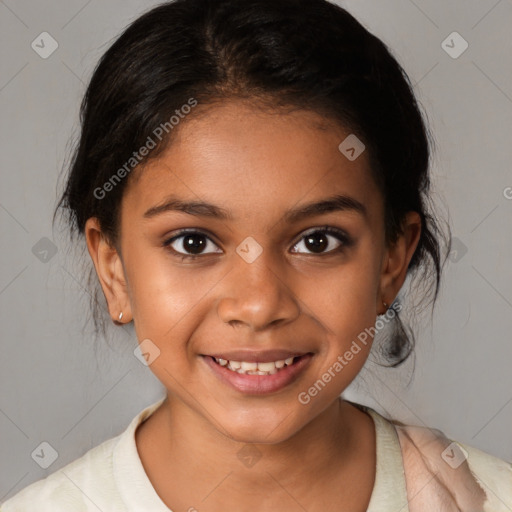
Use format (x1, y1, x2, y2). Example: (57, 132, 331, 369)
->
(54, 0, 450, 366)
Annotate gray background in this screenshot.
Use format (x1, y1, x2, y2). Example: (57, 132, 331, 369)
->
(1, 0, 511, 502)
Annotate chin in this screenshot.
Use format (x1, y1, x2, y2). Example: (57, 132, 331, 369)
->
(225, 427, 295, 446)
(217, 407, 304, 445)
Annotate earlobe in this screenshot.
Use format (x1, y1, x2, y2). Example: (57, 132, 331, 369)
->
(378, 211, 422, 313)
(84, 218, 132, 324)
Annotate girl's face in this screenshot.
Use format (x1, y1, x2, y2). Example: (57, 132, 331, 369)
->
(86, 100, 420, 443)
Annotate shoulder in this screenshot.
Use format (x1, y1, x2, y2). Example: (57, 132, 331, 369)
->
(392, 419, 512, 511)
(458, 441, 512, 508)
(0, 435, 122, 511)
(0, 398, 165, 512)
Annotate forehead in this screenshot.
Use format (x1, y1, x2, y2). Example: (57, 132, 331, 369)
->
(122, 100, 382, 228)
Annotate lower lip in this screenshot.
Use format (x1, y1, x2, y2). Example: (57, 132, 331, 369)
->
(203, 354, 313, 395)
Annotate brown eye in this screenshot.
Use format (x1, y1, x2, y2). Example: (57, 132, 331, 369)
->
(304, 232, 329, 253)
(180, 233, 207, 254)
(291, 227, 352, 255)
(164, 230, 222, 258)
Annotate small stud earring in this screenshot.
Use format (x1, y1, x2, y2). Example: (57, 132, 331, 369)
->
(118, 312, 123, 322)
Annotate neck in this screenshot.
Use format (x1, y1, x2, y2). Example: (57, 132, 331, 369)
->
(136, 396, 374, 511)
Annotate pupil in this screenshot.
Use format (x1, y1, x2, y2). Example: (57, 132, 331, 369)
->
(305, 232, 327, 253)
(184, 234, 205, 254)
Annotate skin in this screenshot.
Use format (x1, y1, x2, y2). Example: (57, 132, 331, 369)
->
(85, 99, 421, 511)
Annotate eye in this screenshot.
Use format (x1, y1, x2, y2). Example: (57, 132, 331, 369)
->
(291, 227, 352, 255)
(163, 230, 222, 259)
(163, 226, 352, 260)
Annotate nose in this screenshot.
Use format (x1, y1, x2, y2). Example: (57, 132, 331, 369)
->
(217, 252, 300, 331)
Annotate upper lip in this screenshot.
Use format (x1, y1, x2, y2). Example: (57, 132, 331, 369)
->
(205, 350, 310, 363)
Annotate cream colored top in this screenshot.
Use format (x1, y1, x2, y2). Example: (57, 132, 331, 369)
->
(1, 397, 511, 511)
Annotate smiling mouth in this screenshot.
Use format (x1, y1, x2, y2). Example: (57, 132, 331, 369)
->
(210, 355, 305, 376)
(204, 353, 314, 394)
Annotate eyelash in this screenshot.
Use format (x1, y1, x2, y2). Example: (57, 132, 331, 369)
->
(162, 226, 353, 261)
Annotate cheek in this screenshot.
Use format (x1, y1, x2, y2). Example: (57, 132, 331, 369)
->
(124, 247, 223, 342)
(125, 257, 212, 384)
(299, 246, 381, 382)
(303, 254, 381, 333)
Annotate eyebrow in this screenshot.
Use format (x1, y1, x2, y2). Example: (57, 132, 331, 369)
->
(143, 194, 367, 222)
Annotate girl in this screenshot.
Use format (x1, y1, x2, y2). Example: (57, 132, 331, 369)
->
(2, 0, 511, 510)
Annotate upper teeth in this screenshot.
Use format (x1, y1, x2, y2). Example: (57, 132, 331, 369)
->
(214, 357, 296, 375)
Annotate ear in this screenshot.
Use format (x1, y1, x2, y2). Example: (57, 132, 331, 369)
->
(85, 217, 132, 325)
(377, 211, 421, 314)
